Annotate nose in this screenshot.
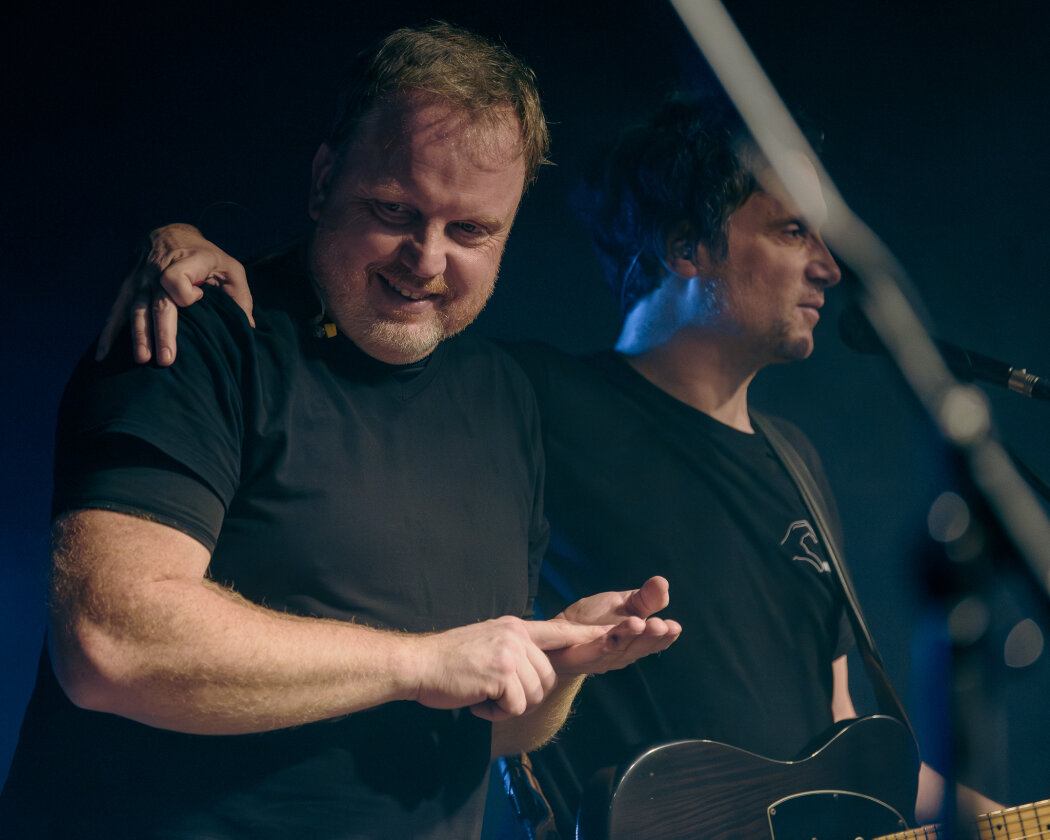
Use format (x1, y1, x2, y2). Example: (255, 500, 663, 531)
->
(808, 236, 841, 289)
(398, 224, 447, 280)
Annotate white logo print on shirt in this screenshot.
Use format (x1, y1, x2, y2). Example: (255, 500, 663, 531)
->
(781, 520, 831, 573)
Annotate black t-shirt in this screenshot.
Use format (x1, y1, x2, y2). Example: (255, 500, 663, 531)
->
(0, 246, 547, 840)
(503, 342, 852, 831)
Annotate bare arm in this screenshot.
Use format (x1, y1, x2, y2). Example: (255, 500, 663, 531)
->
(490, 675, 586, 759)
(96, 224, 253, 366)
(915, 763, 1004, 825)
(50, 509, 623, 735)
(830, 654, 858, 721)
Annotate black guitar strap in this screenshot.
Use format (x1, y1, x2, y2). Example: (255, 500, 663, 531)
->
(752, 412, 918, 745)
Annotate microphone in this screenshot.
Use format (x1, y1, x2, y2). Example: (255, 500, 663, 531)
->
(838, 304, 1050, 402)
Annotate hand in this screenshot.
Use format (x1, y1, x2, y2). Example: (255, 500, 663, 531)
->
(95, 223, 254, 367)
(547, 576, 681, 675)
(412, 616, 611, 722)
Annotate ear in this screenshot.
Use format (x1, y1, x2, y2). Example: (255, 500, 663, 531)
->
(663, 223, 714, 279)
(308, 142, 338, 220)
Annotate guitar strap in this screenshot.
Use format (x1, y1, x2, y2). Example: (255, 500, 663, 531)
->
(752, 412, 918, 746)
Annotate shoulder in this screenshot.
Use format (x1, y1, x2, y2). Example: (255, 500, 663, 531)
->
(54, 289, 256, 528)
(753, 410, 841, 521)
(754, 411, 823, 464)
(494, 340, 610, 399)
(182, 284, 257, 346)
(64, 286, 252, 420)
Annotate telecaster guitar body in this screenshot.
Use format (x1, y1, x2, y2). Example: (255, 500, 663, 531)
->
(578, 715, 920, 840)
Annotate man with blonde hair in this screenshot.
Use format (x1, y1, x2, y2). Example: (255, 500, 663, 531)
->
(0, 23, 678, 840)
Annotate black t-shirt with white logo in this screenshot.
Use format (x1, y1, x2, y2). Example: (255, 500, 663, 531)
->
(504, 342, 852, 828)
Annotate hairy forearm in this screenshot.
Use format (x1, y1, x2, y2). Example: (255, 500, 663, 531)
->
(51, 510, 673, 740)
(50, 511, 422, 735)
(491, 674, 585, 758)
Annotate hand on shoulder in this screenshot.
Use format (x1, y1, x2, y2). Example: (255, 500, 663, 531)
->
(96, 223, 253, 367)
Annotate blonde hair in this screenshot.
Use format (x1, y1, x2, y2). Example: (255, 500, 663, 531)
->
(327, 21, 550, 188)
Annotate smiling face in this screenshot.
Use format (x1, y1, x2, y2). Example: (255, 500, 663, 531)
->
(307, 95, 527, 364)
(679, 158, 841, 368)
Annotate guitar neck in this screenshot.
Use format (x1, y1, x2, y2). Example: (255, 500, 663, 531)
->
(878, 799, 1050, 840)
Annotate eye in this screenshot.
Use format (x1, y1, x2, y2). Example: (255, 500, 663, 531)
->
(783, 222, 809, 240)
(452, 221, 490, 243)
(371, 201, 413, 223)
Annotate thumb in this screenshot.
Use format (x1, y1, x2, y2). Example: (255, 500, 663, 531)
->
(624, 576, 670, 618)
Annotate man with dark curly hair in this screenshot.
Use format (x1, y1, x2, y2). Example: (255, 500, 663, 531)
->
(504, 92, 853, 832)
(506, 91, 999, 835)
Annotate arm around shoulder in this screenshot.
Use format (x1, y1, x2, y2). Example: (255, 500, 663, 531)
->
(96, 223, 253, 366)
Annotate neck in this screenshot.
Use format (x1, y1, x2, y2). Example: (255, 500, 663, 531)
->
(615, 277, 761, 432)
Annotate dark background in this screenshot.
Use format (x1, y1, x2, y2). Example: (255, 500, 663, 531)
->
(4, 0, 1049, 811)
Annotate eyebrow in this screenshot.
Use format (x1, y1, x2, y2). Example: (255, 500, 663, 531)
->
(471, 214, 511, 232)
(759, 203, 806, 227)
(364, 178, 514, 233)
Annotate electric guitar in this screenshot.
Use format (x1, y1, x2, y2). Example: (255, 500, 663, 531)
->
(577, 715, 1047, 840)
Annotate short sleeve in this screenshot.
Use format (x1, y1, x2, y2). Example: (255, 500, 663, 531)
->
(52, 288, 253, 547)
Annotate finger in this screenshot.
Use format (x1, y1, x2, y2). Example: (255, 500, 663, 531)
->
(96, 274, 140, 361)
(549, 614, 683, 676)
(220, 269, 255, 327)
(545, 618, 644, 675)
(617, 616, 681, 656)
(623, 575, 670, 619)
(494, 673, 528, 719)
(130, 289, 154, 365)
(469, 699, 513, 722)
(159, 256, 210, 307)
(618, 617, 682, 659)
(157, 251, 254, 327)
(506, 664, 545, 717)
(497, 643, 556, 716)
(593, 616, 647, 653)
(152, 292, 179, 367)
(523, 637, 558, 703)
(525, 619, 611, 652)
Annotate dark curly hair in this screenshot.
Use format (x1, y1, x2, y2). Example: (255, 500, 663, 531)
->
(577, 92, 766, 316)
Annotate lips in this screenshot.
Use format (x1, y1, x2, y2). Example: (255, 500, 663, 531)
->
(375, 271, 446, 305)
(383, 275, 433, 300)
(797, 299, 823, 326)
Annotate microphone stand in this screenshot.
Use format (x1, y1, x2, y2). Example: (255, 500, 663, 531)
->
(668, 0, 1050, 834)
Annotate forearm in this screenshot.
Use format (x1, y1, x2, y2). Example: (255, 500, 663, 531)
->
(915, 762, 1004, 824)
(487, 575, 682, 757)
(51, 511, 423, 735)
(491, 674, 585, 758)
(53, 511, 676, 739)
